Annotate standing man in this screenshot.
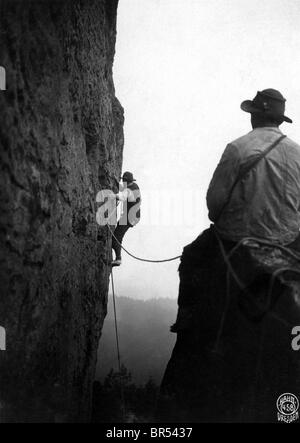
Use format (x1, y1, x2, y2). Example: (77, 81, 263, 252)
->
(111, 171, 141, 266)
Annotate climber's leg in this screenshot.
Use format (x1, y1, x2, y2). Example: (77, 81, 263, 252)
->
(111, 223, 131, 264)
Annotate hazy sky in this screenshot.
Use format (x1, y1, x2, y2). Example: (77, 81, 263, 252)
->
(111, 0, 300, 300)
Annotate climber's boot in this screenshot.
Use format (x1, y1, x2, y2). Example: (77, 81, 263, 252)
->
(111, 259, 122, 267)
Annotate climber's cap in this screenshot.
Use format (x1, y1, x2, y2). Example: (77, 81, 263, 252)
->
(122, 171, 136, 182)
(241, 89, 293, 123)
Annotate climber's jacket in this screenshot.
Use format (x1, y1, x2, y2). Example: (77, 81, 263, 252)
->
(206, 126, 300, 245)
(116, 182, 141, 227)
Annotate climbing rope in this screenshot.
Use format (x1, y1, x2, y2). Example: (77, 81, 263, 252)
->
(104, 215, 126, 420)
(101, 199, 180, 422)
(212, 227, 300, 350)
(110, 268, 126, 421)
(108, 224, 181, 263)
(111, 268, 122, 373)
(214, 228, 300, 299)
(104, 204, 181, 263)
(227, 236, 300, 262)
(213, 227, 300, 418)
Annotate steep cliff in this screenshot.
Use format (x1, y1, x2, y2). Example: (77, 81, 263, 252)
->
(0, 0, 123, 422)
(160, 231, 300, 422)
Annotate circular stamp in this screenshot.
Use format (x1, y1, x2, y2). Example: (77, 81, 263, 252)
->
(277, 393, 299, 422)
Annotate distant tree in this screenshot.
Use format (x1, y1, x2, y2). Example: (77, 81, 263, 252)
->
(92, 367, 159, 423)
(134, 377, 159, 420)
(104, 364, 132, 391)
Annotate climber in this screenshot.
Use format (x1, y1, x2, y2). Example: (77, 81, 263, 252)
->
(111, 171, 141, 266)
(206, 88, 300, 251)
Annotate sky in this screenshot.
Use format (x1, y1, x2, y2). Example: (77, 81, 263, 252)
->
(111, 0, 300, 300)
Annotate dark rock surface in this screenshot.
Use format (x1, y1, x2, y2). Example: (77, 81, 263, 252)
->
(0, 0, 123, 422)
(160, 229, 300, 422)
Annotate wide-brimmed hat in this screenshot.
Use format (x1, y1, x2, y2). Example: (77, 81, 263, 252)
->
(122, 171, 136, 182)
(241, 89, 292, 123)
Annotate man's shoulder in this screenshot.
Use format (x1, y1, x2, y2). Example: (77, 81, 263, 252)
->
(128, 182, 140, 191)
(228, 130, 254, 148)
(284, 135, 300, 152)
(229, 129, 300, 152)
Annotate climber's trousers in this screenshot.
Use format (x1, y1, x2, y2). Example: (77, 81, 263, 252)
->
(112, 223, 131, 260)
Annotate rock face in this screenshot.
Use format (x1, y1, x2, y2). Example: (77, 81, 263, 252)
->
(160, 229, 300, 422)
(0, 0, 123, 422)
